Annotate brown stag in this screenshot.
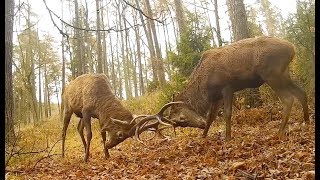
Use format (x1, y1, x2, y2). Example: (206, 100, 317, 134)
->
(169, 36, 309, 140)
(61, 74, 182, 162)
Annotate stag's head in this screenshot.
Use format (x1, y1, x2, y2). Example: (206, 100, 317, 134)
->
(102, 102, 184, 149)
(100, 119, 132, 149)
(168, 94, 206, 129)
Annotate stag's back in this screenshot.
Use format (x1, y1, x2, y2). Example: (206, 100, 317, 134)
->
(194, 36, 295, 81)
(63, 74, 118, 115)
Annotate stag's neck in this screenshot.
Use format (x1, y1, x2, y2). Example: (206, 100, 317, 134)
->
(97, 96, 133, 123)
(176, 72, 210, 117)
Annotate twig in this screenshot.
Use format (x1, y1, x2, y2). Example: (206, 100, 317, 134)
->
(121, 0, 164, 24)
(237, 169, 257, 180)
(33, 139, 62, 168)
(42, 0, 143, 33)
(5, 169, 25, 174)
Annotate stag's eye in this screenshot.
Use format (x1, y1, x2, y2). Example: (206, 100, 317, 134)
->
(116, 131, 124, 139)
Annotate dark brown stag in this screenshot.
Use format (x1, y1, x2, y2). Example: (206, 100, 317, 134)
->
(62, 74, 181, 162)
(169, 36, 309, 140)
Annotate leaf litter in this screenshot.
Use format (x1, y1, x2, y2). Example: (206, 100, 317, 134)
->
(6, 107, 315, 179)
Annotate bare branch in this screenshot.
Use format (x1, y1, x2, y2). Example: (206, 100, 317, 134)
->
(121, 0, 165, 24)
(42, 0, 144, 33)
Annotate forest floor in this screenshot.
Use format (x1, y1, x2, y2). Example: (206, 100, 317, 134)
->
(5, 105, 315, 180)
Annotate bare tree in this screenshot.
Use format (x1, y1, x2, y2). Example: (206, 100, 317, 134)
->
(135, 0, 158, 85)
(213, 0, 223, 46)
(226, 0, 250, 41)
(5, 0, 15, 142)
(96, 0, 103, 73)
(144, 0, 166, 86)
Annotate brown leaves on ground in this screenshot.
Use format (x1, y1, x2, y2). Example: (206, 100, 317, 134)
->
(6, 107, 315, 179)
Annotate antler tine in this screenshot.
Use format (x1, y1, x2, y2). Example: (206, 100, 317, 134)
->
(130, 115, 149, 125)
(157, 101, 184, 117)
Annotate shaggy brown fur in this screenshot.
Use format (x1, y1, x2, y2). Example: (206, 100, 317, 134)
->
(170, 36, 309, 140)
(62, 74, 135, 162)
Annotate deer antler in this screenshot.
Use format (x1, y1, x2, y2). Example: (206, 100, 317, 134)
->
(129, 101, 184, 145)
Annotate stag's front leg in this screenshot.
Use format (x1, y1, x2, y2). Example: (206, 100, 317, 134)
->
(101, 131, 110, 159)
(222, 87, 234, 141)
(82, 113, 92, 162)
(62, 111, 72, 158)
(202, 100, 222, 138)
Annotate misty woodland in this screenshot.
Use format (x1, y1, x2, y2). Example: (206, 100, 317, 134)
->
(5, 0, 314, 179)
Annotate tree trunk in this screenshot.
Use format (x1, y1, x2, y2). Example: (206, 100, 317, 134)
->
(213, 0, 223, 46)
(36, 29, 43, 120)
(74, 0, 84, 76)
(5, 0, 15, 142)
(144, 0, 166, 87)
(95, 0, 103, 73)
(100, 0, 109, 76)
(135, 0, 158, 85)
(227, 0, 262, 108)
(26, 4, 39, 124)
(226, 0, 250, 41)
(133, 13, 145, 95)
(121, 9, 132, 99)
(60, 0, 65, 121)
(174, 0, 186, 35)
(106, 7, 117, 93)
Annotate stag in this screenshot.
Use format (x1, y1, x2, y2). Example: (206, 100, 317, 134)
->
(169, 36, 309, 140)
(61, 74, 181, 162)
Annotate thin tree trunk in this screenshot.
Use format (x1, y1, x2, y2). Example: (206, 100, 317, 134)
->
(135, 0, 158, 84)
(133, 14, 145, 95)
(60, 0, 65, 121)
(121, 9, 132, 99)
(173, 0, 186, 35)
(213, 0, 223, 46)
(26, 4, 38, 124)
(36, 29, 43, 120)
(144, 0, 166, 86)
(96, 0, 103, 73)
(74, 0, 84, 75)
(5, 0, 15, 142)
(101, 0, 108, 75)
(107, 7, 117, 93)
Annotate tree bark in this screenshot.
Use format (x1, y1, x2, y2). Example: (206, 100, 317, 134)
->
(226, 0, 250, 41)
(96, 0, 103, 73)
(213, 0, 223, 46)
(144, 0, 166, 87)
(135, 0, 158, 85)
(5, 0, 15, 142)
(173, 0, 186, 35)
(133, 14, 145, 95)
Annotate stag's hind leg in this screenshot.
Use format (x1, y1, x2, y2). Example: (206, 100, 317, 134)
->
(77, 119, 87, 150)
(288, 81, 309, 124)
(222, 86, 234, 141)
(62, 110, 72, 158)
(82, 112, 92, 162)
(266, 77, 294, 137)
